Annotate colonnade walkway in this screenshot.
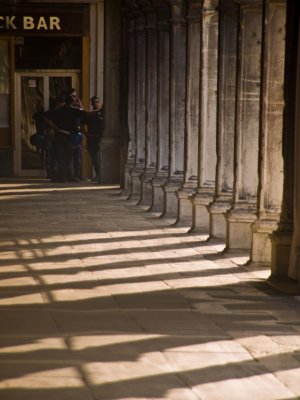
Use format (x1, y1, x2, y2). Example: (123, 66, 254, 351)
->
(0, 178, 300, 400)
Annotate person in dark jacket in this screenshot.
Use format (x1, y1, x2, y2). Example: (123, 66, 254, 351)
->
(46, 94, 86, 182)
(85, 96, 104, 182)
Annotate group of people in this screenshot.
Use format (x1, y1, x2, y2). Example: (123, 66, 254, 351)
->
(31, 89, 104, 183)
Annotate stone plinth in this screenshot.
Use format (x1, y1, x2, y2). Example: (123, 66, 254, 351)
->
(271, 227, 293, 278)
(162, 179, 182, 218)
(129, 166, 143, 201)
(226, 205, 257, 251)
(150, 171, 168, 213)
(208, 194, 232, 239)
(191, 189, 214, 234)
(139, 168, 156, 206)
(177, 181, 197, 226)
(252, 217, 279, 263)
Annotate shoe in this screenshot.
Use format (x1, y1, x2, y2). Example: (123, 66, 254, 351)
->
(69, 177, 80, 182)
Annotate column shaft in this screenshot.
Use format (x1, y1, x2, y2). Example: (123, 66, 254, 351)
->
(151, 2, 171, 212)
(140, 9, 158, 206)
(177, 0, 201, 225)
(208, 0, 237, 239)
(163, 0, 187, 218)
(191, 0, 218, 233)
(129, 13, 146, 200)
(226, 0, 263, 250)
(252, 0, 286, 263)
(123, 15, 137, 196)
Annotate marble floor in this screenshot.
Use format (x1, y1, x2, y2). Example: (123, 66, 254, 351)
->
(0, 178, 299, 400)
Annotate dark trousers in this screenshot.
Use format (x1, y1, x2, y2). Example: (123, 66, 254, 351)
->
(44, 140, 53, 178)
(72, 144, 83, 179)
(52, 134, 73, 182)
(87, 138, 101, 180)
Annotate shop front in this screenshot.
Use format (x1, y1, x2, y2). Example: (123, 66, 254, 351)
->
(0, 1, 105, 178)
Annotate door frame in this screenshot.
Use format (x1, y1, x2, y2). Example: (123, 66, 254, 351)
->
(14, 70, 80, 176)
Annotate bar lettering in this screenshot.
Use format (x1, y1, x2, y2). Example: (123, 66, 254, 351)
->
(50, 16, 61, 30)
(6, 16, 17, 30)
(36, 16, 47, 30)
(23, 16, 35, 29)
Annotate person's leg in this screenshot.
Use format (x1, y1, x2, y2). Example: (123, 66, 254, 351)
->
(52, 135, 65, 182)
(94, 148, 101, 182)
(65, 137, 75, 181)
(88, 139, 100, 181)
(45, 140, 53, 179)
(74, 145, 83, 179)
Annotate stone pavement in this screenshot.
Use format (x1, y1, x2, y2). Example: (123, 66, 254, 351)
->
(0, 178, 300, 400)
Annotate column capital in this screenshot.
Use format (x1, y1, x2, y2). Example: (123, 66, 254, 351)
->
(151, 0, 169, 7)
(187, 0, 202, 21)
(135, 0, 158, 30)
(138, 0, 154, 12)
(168, 0, 187, 25)
(151, 0, 170, 27)
(235, 0, 263, 6)
(217, 0, 237, 11)
(127, 17, 136, 33)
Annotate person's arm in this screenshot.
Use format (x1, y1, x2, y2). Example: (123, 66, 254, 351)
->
(44, 115, 58, 130)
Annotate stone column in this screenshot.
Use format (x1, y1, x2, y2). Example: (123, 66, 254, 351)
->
(177, 0, 201, 226)
(162, 0, 187, 218)
(139, 3, 158, 206)
(129, 11, 146, 201)
(271, 0, 295, 278)
(102, 0, 122, 183)
(208, 0, 237, 239)
(251, 0, 286, 263)
(191, 0, 218, 232)
(150, 2, 171, 213)
(226, 0, 263, 251)
(123, 11, 137, 197)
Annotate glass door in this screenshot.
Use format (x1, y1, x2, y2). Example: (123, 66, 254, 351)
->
(15, 71, 79, 176)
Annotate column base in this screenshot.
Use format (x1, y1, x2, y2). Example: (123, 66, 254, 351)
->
(177, 183, 197, 226)
(139, 168, 156, 207)
(270, 224, 293, 278)
(122, 161, 135, 197)
(251, 217, 280, 263)
(128, 166, 143, 201)
(226, 204, 257, 251)
(190, 189, 214, 234)
(162, 179, 182, 218)
(149, 172, 168, 213)
(208, 195, 232, 239)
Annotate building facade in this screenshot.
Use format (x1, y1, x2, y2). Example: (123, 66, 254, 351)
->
(0, 0, 121, 183)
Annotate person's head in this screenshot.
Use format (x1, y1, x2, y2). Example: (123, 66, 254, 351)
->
(66, 88, 82, 108)
(65, 94, 75, 107)
(55, 95, 66, 108)
(90, 96, 101, 110)
(66, 88, 80, 101)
